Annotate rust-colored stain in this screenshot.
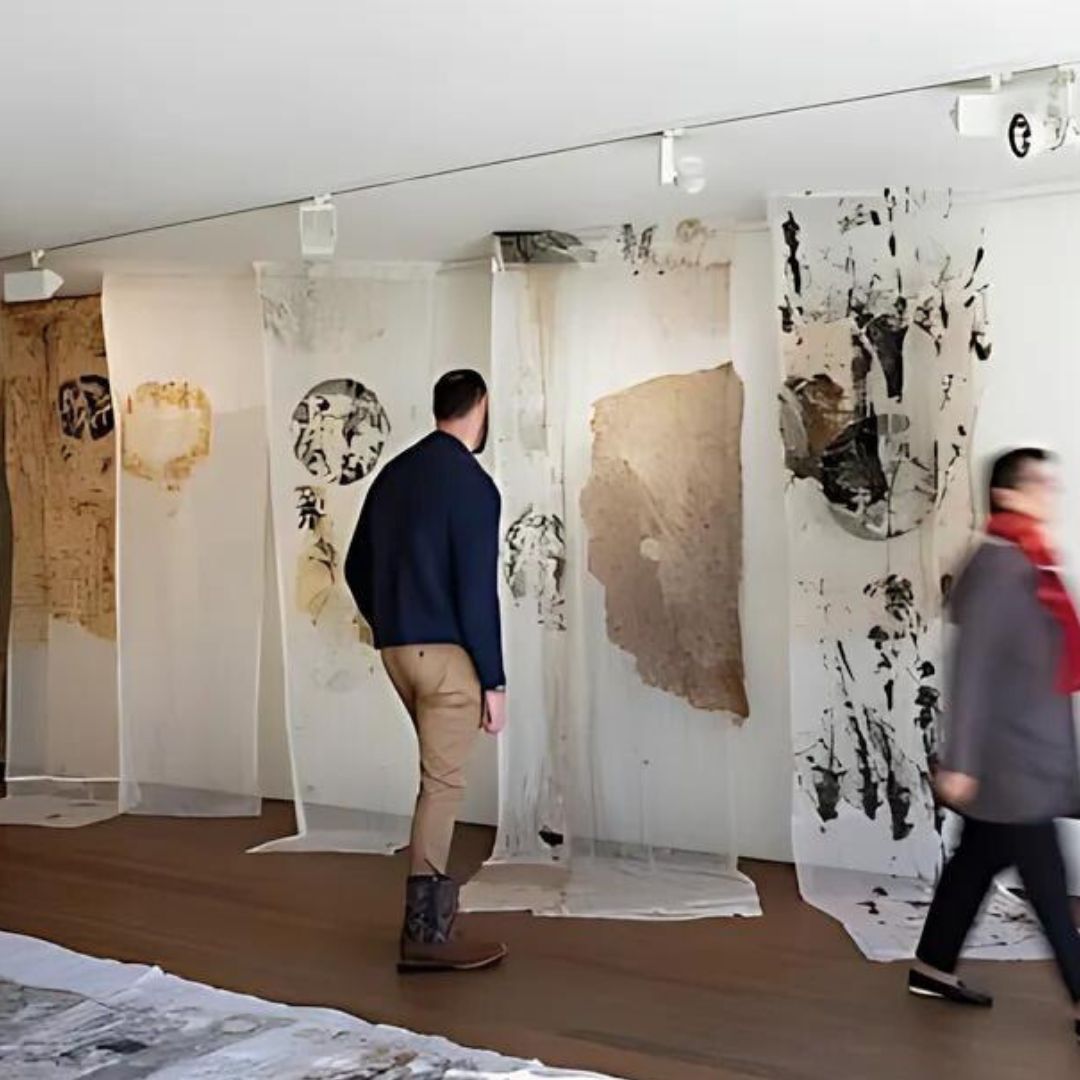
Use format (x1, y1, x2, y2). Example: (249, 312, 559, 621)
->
(1, 297, 117, 643)
(122, 380, 212, 491)
(580, 365, 748, 718)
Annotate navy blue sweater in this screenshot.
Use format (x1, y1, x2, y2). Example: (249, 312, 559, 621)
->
(345, 431, 506, 690)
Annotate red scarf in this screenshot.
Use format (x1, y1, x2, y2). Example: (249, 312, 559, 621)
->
(986, 511, 1080, 694)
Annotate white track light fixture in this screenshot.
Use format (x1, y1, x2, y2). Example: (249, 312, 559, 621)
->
(659, 129, 707, 194)
(298, 194, 337, 259)
(952, 65, 1080, 160)
(3, 249, 63, 303)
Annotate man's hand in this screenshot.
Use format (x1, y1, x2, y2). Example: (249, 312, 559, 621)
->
(483, 689, 507, 735)
(935, 770, 979, 808)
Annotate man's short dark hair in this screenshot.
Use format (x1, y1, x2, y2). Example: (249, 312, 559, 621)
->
(433, 369, 487, 422)
(988, 447, 1054, 511)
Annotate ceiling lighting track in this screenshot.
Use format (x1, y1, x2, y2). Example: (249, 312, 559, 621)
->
(5, 58, 1078, 262)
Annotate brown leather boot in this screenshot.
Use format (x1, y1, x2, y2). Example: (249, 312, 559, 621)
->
(398, 873, 507, 972)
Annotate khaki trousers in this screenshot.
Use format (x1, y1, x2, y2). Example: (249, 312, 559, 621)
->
(382, 644, 483, 876)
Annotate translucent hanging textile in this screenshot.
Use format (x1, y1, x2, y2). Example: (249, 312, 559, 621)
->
(102, 275, 267, 817)
(0, 298, 119, 827)
(462, 224, 760, 919)
(774, 192, 1046, 959)
(253, 262, 492, 853)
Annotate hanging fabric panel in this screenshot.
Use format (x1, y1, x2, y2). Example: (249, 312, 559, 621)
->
(254, 262, 491, 853)
(774, 192, 1046, 959)
(103, 275, 266, 817)
(0, 298, 119, 826)
(462, 223, 760, 919)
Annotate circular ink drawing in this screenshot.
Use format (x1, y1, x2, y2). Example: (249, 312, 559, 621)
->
(58, 375, 114, 441)
(291, 379, 390, 486)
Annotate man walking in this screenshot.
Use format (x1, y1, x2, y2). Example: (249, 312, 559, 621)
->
(910, 448, 1080, 1040)
(346, 369, 507, 972)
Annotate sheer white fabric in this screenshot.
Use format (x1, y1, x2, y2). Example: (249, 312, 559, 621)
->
(462, 228, 760, 919)
(253, 262, 492, 854)
(103, 275, 267, 817)
(772, 194, 1045, 958)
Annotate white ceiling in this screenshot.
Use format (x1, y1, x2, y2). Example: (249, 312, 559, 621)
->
(3, 0, 1080, 282)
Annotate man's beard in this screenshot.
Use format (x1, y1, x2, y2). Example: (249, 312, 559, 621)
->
(473, 415, 489, 455)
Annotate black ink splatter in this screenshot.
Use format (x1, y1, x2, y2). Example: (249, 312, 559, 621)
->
(539, 827, 565, 848)
(848, 712, 882, 821)
(782, 212, 803, 295)
(800, 725, 845, 824)
(867, 711, 914, 841)
(504, 508, 567, 630)
(970, 326, 993, 362)
(820, 415, 888, 515)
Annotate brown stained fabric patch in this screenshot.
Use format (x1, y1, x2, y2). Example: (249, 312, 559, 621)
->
(580, 365, 748, 718)
(1, 298, 117, 643)
(293, 485, 372, 648)
(122, 381, 211, 491)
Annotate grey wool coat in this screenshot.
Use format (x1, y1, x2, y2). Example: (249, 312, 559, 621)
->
(942, 538, 1080, 824)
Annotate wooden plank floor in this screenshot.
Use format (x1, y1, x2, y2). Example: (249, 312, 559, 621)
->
(0, 801, 1076, 1079)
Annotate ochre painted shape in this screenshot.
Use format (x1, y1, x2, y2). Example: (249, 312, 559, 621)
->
(1, 298, 117, 643)
(122, 380, 212, 491)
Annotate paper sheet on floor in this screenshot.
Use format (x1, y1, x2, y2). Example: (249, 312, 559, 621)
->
(801, 865, 1053, 962)
(462, 854, 761, 920)
(0, 791, 117, 828)
(0, 930, 619, 1078)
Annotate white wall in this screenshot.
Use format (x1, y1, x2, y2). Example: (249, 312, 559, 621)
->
(973, 190, 1080, 882)
(729, 228, 794, 862)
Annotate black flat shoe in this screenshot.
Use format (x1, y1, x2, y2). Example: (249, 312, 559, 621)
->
(908, 969, 993, 1007)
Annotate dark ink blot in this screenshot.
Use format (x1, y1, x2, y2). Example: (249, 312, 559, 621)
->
(57, 374, 114, 441)
(539, 827, 565, 848)
(801, 726, 845, 824)
(969, 327, 993, 362)
(820, 415, 889, 517)
(295, 485, 326, 531)
(782, 212, 803, 295)
(504, 508, 567, 631)
(915, 686, 941, 733)
(964, 246, 986, 289)
(866, 313, 908, 400)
